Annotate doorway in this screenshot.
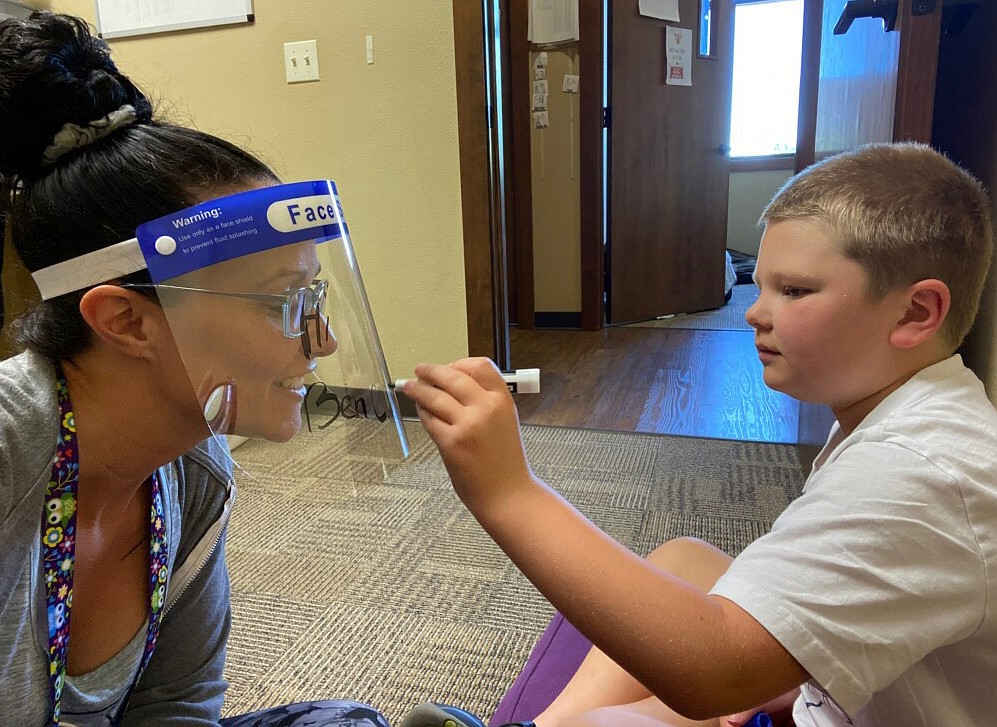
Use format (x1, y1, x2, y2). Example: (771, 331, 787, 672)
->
(496, 0, 738, 334)
(451, 0, 789, 445)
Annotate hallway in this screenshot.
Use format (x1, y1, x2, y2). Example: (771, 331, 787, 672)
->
(509, 326, 799, 444)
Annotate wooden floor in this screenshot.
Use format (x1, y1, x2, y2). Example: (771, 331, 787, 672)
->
(509, 326, 801, 444)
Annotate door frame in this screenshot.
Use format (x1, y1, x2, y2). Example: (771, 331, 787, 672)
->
(578, 1, 606, 331)
(453, 0, 497, 358)
(453, 0, 605, 359)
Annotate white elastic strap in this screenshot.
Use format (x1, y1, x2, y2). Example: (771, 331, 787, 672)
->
(30, 238, 146, 300)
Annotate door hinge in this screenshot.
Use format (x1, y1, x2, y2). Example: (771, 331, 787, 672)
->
(602, 106, 611, 128)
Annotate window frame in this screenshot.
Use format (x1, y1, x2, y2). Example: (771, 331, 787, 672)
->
(729, 153, 796, 172)
(728, 0, 804, 165)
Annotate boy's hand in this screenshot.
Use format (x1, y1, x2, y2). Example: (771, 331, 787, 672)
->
(401, 357, 537, 510)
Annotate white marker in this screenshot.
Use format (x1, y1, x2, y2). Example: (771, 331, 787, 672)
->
(393, 367, 541, 394)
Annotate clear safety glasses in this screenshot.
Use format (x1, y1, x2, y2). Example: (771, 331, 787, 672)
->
(123, 278, 329, 340)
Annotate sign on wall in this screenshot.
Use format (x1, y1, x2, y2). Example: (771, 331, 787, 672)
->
(95, 0, 254, 39)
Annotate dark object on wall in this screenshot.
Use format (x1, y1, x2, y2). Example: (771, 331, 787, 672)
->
(941, 0, 982, 35)
(834, 0, 901, 34)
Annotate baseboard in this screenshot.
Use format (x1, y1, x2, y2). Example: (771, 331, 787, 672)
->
(535, 311, 582, 329)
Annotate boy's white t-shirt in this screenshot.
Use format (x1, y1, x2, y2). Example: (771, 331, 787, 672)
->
(710, 355, 997, 727)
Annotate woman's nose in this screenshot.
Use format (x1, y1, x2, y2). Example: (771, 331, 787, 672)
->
(301, 313, 338, 359)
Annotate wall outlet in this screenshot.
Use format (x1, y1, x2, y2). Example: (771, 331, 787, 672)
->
(284, 40, 319, 83)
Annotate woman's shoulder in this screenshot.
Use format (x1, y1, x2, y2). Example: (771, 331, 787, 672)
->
(164, 436, 235, 575)
(0, 350, 57, 411)
(0, 351, 59, 515)
(169, 436, 234, 529)
(0, 352, 59, 618)
(179, 435, 235, 487)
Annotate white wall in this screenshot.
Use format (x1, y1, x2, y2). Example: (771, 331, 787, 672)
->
(726, 169, 793, 255)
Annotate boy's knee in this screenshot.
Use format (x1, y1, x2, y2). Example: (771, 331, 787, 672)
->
(646, 537, 733, 591)
(647, 536, 719, 566)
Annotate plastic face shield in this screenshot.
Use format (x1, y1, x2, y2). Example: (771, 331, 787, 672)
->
(132, 180, 409, 462)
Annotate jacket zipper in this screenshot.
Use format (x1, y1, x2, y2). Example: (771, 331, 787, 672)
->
(162, 478, 236, 617)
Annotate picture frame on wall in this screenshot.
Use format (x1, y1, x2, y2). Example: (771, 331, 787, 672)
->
(95, 0, 254, 39)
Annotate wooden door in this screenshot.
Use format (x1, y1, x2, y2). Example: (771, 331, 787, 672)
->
(606, 0, 736, 325)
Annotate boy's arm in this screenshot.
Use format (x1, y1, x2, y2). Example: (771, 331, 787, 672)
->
(403, 358, 810, 721)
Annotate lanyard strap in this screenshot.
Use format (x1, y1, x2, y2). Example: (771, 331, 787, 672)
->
(42, 367, 169, 726)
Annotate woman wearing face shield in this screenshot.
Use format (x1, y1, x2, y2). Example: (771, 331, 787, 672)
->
(0, 11, 384, 727)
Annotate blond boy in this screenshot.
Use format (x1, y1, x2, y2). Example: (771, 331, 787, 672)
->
(401, 143, 997, 727)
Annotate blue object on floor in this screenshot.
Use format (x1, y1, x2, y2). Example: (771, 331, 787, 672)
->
(744, 712, 773, 727)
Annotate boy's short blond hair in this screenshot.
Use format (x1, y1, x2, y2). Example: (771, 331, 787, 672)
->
(762, 143, 994, 349)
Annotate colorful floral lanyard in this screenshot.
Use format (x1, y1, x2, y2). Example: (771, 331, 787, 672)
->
(42, 367, 170, 726)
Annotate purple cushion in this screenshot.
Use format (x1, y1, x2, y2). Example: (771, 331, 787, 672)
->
(489, 612, 592, 726)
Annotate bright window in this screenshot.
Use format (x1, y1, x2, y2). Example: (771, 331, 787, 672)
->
(729, 0, 805, 157)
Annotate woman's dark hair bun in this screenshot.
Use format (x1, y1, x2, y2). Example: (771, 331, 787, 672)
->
(0, 11, 153, 180)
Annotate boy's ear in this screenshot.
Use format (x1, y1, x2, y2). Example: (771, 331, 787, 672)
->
(890, 279, 950, 350)
(78, 285, 166, 360)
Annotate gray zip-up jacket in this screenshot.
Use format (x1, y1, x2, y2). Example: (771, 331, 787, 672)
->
(1, 350, 237, 726)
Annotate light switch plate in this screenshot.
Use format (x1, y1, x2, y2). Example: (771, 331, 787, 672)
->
(284, 40, 319, 83)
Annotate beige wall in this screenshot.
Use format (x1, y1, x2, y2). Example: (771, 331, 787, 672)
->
(0, 233, 37, 359)
(32, 0, 468, 379)
(530, 46, 582, 312)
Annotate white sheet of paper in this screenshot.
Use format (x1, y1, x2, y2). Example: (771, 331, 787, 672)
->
(533, 111, 550, 128)
(639, 0, 680, 22)
(534, 79, 549, 95)
(528, 0, 579, 44)
(665, 26, 693, 87)
(95, 0, 252, 38)
(562, 74, 579, 93)
(532, 93, 549, 111)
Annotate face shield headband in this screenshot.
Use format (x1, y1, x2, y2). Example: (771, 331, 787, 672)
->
(31, 180, 410, 462)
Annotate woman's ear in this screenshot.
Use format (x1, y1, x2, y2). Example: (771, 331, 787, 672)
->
(78, 285, 165, 360)
(890, 279, 951, 350)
